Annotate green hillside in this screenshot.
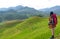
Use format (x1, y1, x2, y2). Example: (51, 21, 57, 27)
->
(0, 16, 60, 39)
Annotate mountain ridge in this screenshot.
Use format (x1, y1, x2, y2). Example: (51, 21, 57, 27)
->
(39, 6, 60, 15)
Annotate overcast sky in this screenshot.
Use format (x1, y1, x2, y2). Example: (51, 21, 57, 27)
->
(0, 0, 60, 9)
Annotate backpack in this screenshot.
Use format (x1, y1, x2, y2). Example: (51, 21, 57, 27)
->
(52, 14, 57, 25)
(49, 14, 57, 25)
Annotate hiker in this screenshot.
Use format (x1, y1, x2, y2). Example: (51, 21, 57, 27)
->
(48, 11, 57, 39)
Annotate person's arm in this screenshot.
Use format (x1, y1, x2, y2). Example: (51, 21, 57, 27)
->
(48, 17, 51, 25)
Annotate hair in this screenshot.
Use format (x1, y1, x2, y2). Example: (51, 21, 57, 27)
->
(50, 11, 53, 16)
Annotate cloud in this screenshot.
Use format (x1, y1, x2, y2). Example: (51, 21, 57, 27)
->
(0, 0, 60, 9)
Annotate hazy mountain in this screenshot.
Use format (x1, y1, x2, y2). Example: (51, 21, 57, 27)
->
(0, 5, 43, 22)
(39, 6, 60, 15)
(0, 5, 41, 14)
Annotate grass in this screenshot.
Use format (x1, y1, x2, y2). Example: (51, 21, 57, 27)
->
(0, 20, 23, 34)
(0, 16, 60, 39)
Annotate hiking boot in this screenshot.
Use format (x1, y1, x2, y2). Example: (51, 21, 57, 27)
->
(50, 35, 54, 39)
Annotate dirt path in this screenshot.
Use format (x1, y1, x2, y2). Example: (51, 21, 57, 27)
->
(48, 34, 60, 39)
(54, 34, 60, 39)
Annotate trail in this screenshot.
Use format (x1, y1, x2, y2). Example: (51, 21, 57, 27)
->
(55, 34, 60, 39)
(48, 33, 60, 39)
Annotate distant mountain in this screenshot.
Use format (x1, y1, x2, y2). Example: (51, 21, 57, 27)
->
(39, 6, 60, 15)
(0, 5, 24, 11)
(0, 5, 43, 22)
(0, 5, 41, 14)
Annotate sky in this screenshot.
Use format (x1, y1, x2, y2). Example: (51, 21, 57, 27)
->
(0, 0, 60, 9)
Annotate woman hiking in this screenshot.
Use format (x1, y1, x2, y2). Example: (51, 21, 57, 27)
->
(48, 11, 57, 39)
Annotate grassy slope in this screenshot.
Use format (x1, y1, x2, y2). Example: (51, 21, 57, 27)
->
(0, 20, 23, 39)
(0, 16, 60, 39)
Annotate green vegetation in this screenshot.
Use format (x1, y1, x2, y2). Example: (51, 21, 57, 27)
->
(0, 16, 60, 39)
